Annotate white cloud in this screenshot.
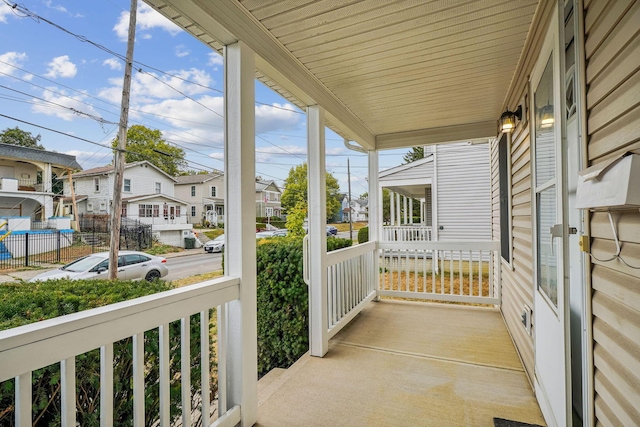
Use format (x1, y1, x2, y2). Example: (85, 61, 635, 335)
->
(0, 51, 27, 76)
(45, 55, 77, 78)
(175, 45, 190, 58)
(113, 1, 181, 41)
(65, 149, 113, 169)
(103, 58, 122, 71)
(208, 52, 223, 67)
(0, 3, 14, 23)
(44, 0, 67, 13)
(255, 103, 301, 134)
(32, 87, 101, 121)
(98, 68, 214, 104)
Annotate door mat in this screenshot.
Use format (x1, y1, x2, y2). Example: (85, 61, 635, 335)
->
(493, 418, 544, 427)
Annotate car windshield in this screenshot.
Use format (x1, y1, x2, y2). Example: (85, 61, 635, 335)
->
(61, 255, 106, 272)
(214, 235, 224, 241)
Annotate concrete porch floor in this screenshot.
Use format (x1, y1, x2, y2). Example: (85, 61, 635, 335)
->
(256, 300, 545, 427)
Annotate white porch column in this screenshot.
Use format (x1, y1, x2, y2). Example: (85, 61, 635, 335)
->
(396, 193, 401, 225)
(42, 163, 52, 193)
(368, 150, 380, 301)
(307, 105, 328, 357)
(420, 201, 424, 225)
(223, 41, 258, 426)
(409, 198, 414, 224)
(389, 190, 395, 226)
(403, 195, 408, 225)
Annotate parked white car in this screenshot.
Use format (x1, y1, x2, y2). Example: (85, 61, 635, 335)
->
(204, 235, 225, 253)
(29, 251, 169, 282)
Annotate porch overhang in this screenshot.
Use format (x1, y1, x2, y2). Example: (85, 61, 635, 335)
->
(144, 0, 539, 151)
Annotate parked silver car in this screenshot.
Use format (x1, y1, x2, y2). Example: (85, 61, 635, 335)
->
(204, 235, 225, 253)
(29, 251, 169, 282)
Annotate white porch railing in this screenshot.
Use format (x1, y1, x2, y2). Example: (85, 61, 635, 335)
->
(0, 277, 242, 427)
(382, 225, 432, 242)
(378, 241, 500, 305)
(325, 242, 378, 338)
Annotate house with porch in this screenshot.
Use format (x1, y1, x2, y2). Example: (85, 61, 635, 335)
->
(63, 161, 195, 247)
(1, 1, 638, 427)
(175, 172, 225, 225)
(0, 142, 81, 229)
(340, 196, 368, 223)
(255, 180, 282, 219)
(380, 141, 492, 243)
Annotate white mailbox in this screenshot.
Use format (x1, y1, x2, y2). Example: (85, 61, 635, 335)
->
(576, 151, 640, 210)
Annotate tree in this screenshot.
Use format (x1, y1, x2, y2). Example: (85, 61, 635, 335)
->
(402, 146, 424, 164)
(112, 125, 187, 176)
(0, 127, 44, 149)
(281, 163, 341, 223)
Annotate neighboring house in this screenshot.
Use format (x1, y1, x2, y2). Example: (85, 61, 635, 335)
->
(255, 180, 282, 218)
(62, 161, 194, 247)
(341, 196, 368, 222)
(0, 142, 81, 229)
(175, 172, 225, 225)
(379, 142, 491, 242)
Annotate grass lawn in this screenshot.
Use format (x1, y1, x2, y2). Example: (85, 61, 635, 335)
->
(331, 222, 367, 232)
(202, 229, 224, 240)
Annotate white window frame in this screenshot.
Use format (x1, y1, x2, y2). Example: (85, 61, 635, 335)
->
(155, 182, 162, 194)
(123, 179, 131, 192)
(191, 205, 196, 217)
(87, 202, 94, 212)
(191, 185, 196, 197)
(210, 186, 217, 197)
(93, 177, 100, 192)
(498, 132, 514, 269)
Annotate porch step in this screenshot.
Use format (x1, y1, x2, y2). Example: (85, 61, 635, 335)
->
(257, 354, 312, 407)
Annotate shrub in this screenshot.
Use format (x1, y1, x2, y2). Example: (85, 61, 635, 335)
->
(256, 236, 351, 376)
(358, 226, 369, 243)
(0, 280, 214, 426)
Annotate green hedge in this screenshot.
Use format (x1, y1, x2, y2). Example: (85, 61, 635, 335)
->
(0, 280, 212, 426)
(358, 226, 369, 243)
(256, 236, 352, 376)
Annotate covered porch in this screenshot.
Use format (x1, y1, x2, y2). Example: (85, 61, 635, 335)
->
(257, 300, 543, 426)
(1, 0, 607, 426)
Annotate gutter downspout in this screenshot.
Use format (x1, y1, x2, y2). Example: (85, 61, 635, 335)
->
(344, 139, 366, 154)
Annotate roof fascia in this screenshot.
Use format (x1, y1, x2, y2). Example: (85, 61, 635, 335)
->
(376, 121, 496, 150)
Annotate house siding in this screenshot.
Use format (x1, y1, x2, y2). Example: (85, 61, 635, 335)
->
(494, 0, 556, 385)
(436, 142, 491, 241)
(584, 1, 640, 425)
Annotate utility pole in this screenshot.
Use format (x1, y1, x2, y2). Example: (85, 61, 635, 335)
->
(348, 158, 353, 241)
(109, 0, 137, 280)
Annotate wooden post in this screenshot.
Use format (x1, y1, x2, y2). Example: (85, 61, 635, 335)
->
(307, 105, 328, 357)
(223, 41, 258, 426)
(109, 0, 136, 280)
(67, 170, 78, 231)
(368, 150, 380, 301)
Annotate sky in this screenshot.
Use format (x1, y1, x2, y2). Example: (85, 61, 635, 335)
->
(0, 0, 408, 196)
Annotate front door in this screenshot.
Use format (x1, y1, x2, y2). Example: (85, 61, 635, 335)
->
(531, 6, 570, 427)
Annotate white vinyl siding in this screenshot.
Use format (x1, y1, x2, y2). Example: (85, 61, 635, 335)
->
(584, 1, 640, 425)
(436, 143, 491, 241)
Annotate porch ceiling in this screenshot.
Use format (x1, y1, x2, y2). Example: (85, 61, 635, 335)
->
(146, 0, 539, 150)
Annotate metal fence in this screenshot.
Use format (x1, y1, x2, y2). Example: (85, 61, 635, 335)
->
(0, 217, 152, 270)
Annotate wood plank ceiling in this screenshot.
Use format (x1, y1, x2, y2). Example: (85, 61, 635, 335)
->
(146, 0, 539, 149)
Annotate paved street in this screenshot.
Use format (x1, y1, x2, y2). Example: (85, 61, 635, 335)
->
(163, 251, 222, 282)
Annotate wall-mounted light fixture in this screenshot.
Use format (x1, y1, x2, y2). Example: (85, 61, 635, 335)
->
(539, 104, 554, 128)
(499, 105, 522, 133)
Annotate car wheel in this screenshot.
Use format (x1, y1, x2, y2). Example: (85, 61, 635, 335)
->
(145, 270, 161, 281)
